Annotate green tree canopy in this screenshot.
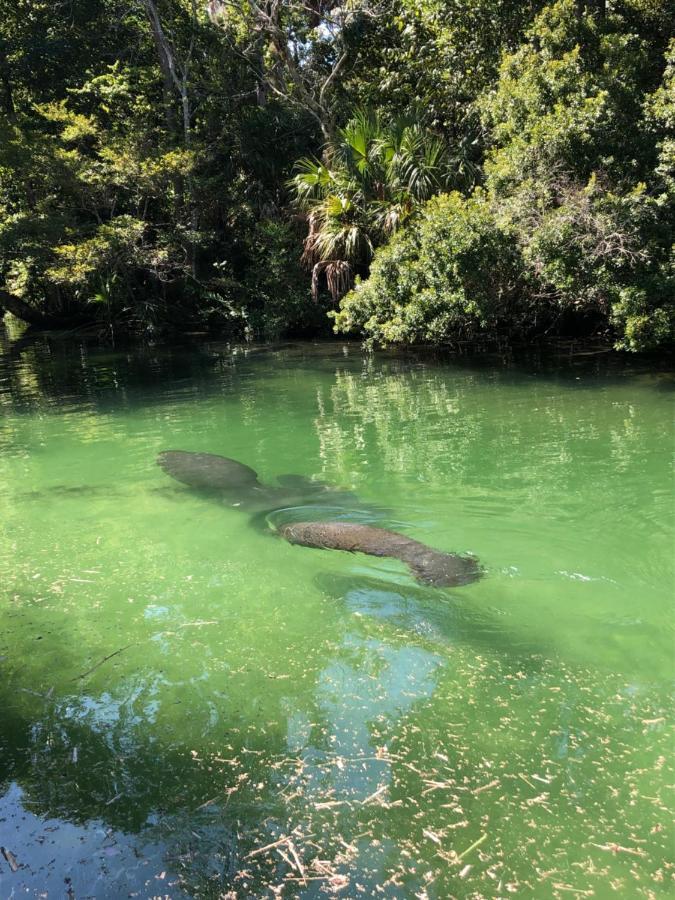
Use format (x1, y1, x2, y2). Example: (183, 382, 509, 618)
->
(334, 0, 674, 350)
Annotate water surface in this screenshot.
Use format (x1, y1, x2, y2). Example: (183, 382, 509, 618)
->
(0, 336, 672, 898)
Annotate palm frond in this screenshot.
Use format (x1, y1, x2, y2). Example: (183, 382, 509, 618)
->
(290, 109, 459, 301)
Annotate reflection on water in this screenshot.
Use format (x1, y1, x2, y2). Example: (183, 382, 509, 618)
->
(0, 783, 187, 898)
(0, 331, 673, 896)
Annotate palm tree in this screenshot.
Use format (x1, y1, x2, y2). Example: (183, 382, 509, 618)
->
(290, 110, 452, 301)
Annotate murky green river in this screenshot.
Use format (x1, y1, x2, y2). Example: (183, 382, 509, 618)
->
(0, 335, 672, 898)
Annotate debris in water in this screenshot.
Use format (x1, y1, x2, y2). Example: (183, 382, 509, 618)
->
(1, 846, 19, 872)
(70, 644, 133, 681)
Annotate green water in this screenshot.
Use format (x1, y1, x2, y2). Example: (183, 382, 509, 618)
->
(0, 337, 672, 899)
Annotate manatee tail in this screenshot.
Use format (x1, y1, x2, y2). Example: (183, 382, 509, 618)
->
(400, 546, 481, 588)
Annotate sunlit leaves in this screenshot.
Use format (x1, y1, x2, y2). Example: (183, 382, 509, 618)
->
(338, 0, 673, 350)
(333, 190, 521, 345)
(290, 110, 453, 300)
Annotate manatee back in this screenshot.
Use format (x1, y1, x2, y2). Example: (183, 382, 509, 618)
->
(277, 519, 481, 588)
(157, 450, 260, 491)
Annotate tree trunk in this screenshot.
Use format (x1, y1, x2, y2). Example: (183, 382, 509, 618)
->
(0, 289, 84, 328)
(155, 43, 178, 133)
(143, 0, 178, 134)
(141, 0, 197, 273)
(0, 60, 15, 120)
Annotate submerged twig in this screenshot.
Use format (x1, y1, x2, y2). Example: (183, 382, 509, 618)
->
(71, 645, 133, 681)
(473, 778, 500, 795)
(1, 846, 19, 872)
(457, 832, 488, 862)
(244, 830, 307, 860)
(361, 784, 387, 805)
(287, 841, 306, 883)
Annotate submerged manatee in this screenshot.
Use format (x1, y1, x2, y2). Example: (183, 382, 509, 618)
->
(157, 450, 260, 491)
(158, 450, 357, 508)
(278, 520, 480, 587)
(157, 450, 480, 588)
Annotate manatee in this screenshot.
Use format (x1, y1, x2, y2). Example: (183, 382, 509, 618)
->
(157, 450, 261, 492)
(157, 451, 360, 509)
(277, 520, 480, 588)
(157, 450, 481, 589)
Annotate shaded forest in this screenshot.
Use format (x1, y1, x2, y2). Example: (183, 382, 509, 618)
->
(0, 0, 672, 350)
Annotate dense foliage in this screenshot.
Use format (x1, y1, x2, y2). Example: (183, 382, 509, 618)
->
(333, 191, 522, 345)
(337, 1, 674, 350)
(0, 0, 672, 348)
(290, 109, 454, 302)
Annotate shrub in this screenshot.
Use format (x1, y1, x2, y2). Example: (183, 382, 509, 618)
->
(333, 191, 521, 345)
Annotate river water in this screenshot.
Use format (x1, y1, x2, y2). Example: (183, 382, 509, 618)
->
(0, 336, 672, 898)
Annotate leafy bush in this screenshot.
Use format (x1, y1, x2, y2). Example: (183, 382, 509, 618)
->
(480, 1, 674, 350)
(333, 192, 521, 345)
